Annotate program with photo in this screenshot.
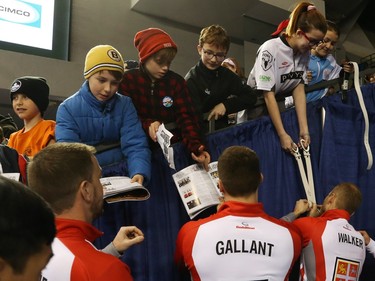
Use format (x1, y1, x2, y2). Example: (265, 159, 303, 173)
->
(172, 162, 222, 219)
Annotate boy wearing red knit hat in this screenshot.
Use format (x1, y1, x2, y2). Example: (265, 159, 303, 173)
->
(119, 28, 211, 281)
(120, 27, 210, 171)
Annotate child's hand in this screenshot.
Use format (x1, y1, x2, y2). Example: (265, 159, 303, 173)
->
(342, 62, 353, 73)
(191, 145, 211, 171)
(299, 133, 310, 148)
(208, 103, 226, 121)
(148, 121, 161, 142)
(359, 230, 371, 246)
(306, 70, 312, 83)
(279, 133, 296, 153)
(131, 174, 144, 185)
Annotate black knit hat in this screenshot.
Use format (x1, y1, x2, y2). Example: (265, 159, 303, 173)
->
(10, 76, 50, 114)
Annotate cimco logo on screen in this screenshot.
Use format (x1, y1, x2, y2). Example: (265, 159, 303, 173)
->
(0, 0, 41, 27)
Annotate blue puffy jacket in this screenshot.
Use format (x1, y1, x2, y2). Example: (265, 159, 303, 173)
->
(56, 81, 151, 183)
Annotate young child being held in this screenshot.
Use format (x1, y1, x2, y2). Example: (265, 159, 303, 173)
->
(8, 76, 55, 158)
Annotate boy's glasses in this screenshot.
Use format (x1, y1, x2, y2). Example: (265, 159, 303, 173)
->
(300, 30, 322, 47)
(202, 48, 226, 61)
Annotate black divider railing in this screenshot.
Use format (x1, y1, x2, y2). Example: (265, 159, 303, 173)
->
(171, 65, 375, 134)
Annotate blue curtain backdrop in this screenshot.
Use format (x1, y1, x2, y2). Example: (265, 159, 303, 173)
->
(96, 83, 375, 281)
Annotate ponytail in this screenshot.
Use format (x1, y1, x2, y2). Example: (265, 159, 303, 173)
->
(285, 2, 327, 36)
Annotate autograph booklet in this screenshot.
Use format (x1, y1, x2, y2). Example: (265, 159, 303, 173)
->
(101, 176, 150, 203)
(172, 162, 222, 219)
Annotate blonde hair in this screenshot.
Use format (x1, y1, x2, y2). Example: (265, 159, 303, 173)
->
(332, 182, 362, 215)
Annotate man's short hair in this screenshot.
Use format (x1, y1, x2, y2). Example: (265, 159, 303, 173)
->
(218, 146, 261, 197)
(0, 176, 55, 273)
(28, 142, 96, 214)
(332, 182, 362, 215)
(199, 24, 230, 52)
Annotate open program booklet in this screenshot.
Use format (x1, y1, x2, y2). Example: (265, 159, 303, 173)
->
(101, 176, 150, 203)
(172, 162, 223, 219)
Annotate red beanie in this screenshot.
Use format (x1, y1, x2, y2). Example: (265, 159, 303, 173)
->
(134, 28, 177, 63)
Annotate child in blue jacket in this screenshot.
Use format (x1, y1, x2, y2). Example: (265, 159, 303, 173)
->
(56, 45, 151, 185)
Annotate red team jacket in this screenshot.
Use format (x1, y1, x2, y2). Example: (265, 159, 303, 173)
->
(41, 218, 133, 281)
(293, 209, 366, 281)
(175, 201, 302, 281)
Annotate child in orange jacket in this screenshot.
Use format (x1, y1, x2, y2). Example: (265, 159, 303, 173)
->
(8, 76, 55, 158)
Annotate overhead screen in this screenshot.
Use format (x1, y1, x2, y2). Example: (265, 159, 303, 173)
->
(0, 0, 71, 60)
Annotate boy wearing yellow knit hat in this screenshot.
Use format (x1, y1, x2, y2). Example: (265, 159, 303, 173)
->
(55, 45, 151, 185)
(54, 45, 150, 281)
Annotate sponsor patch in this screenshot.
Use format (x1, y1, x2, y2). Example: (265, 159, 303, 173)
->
(261, 50, 273, 71)
(235, 221, 255, 230)
(280, 71, 304, 83)
(332, 257, 360, 281)
(259, 75, 271, 82)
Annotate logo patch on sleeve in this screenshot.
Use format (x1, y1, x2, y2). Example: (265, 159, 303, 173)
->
(332, 257, 360, 281)
(261, 50, 273, 71)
